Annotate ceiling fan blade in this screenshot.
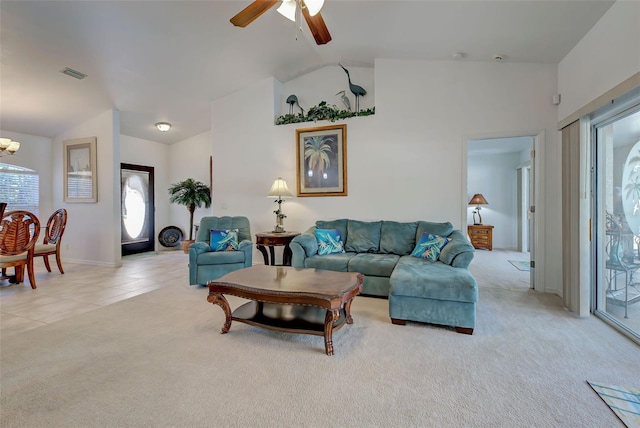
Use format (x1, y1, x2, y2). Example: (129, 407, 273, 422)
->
(230, 0, 279, 27)
(301, 5, 332, 45)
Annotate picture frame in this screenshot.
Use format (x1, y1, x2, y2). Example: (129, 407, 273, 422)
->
(296, 124, 347, 197)
(63, 137, 97, 203)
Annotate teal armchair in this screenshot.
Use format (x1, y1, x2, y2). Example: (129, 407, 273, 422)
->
(189, 216, 253, 285)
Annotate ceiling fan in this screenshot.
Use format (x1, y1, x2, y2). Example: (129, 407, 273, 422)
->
(230, 0, 332, 45)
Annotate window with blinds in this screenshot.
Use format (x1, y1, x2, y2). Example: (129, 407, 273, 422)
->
(0, 163, 39, 216)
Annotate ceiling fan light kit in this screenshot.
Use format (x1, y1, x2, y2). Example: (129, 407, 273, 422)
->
(277, 0, 297, 21)
(231, 0, 332, 45)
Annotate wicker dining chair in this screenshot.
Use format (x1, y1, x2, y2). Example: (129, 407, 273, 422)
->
(0, 210, 41, 288)
(33, 208, 68, 274)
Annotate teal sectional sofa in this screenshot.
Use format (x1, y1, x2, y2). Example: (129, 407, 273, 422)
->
(290, 219, 478, 334)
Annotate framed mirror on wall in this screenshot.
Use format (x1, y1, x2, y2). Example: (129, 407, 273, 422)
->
(63, 137, 97, 203)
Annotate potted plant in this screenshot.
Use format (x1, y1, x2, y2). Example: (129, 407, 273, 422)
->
(168, 178, 211, 253)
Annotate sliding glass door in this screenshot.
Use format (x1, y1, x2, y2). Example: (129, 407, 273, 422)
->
(593, 106, 640, 339)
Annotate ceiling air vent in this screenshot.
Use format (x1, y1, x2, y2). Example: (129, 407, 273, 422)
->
(60, 67, 87, 80)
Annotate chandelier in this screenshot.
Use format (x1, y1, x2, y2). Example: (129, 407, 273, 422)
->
(0, 138, 20, 158)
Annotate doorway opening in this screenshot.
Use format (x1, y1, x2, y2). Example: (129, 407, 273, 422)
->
(121, 163, 155, 256)
(466, 134, 538, 289)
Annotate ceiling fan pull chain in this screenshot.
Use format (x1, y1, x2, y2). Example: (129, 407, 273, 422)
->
(296, 0, 303, 40)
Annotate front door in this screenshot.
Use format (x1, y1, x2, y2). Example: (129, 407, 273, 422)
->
(121, 163, 155, 256)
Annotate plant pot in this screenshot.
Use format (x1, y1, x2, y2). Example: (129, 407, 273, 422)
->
(181, 240, 195, 254)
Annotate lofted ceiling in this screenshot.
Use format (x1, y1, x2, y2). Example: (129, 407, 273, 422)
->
(0, 1, 615, 144)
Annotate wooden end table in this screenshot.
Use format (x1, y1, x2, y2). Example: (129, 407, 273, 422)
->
(255, 231, 300, 266)
(207, 265, 363, 356)
(468, 224, 494, 250)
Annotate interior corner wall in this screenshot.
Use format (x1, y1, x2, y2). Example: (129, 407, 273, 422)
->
(120, 135, 171, 251)
(558, 1, 640, 121)
(0, 129, 53, 217)
(210, 62, 559, 292)
(53, 110, 121, 267)
(167, 131, 212, 241)
(557, 0, 640, 312)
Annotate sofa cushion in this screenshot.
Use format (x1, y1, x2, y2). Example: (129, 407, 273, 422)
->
(416, 221, 454, 238)
(197, 250, 246, 265)
(345, 220, 381, 253)
(410, 233, 450, 261)
(304, 253, 357, 271)
(379, 221, 418, 255)
(209, 229, 239, 252)
(314, 228, 345, 255)
(316, 219, 348, 244)
(197, 216, 251, 243)
(348, 253, 400, 277)
(390, 256, 478, 303)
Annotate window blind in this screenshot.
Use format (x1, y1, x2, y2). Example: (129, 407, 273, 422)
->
(0, 163, 39, 216)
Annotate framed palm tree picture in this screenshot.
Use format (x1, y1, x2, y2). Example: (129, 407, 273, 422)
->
(296, 124, 347, 197)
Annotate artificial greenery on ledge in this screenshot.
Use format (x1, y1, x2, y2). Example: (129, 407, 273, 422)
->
(275, 101, 375, 125)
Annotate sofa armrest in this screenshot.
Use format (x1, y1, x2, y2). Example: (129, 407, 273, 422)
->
(439, 230, 475, 269)
(188, 242, 211, 285)
(190, 241, 211, 255)
(290, 230, 318, 268)
(238, 239, 253, 267)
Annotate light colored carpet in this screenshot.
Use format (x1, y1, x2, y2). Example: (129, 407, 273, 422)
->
(509, 260, 531, 271)
(587, 381, 640, 427)
(1, 255, 639, 427)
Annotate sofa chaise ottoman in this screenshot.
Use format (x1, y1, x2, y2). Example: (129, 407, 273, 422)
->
(289, 219, 478, 334)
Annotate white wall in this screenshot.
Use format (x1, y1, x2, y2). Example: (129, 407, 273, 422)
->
(168, 131, 212, 241)
(556, 0, 640, 306)
(53, 110, 121, 267)
(558, 1, 640, 121)
(211, 60, 559, 292)
(120, 135, 171, 251)
(468, 152, 522, 249)
(0, 130, 53, 217)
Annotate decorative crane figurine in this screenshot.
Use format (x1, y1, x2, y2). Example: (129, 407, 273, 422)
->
(336, 90, 351, 111)
(338, 63, 366, 112)
(286, 94, 304, 116)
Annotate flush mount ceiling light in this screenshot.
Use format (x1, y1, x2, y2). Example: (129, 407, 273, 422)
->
(155, 122, 171, 132)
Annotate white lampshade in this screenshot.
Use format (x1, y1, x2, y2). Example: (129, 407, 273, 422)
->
(267, 177, 293, 198)
(7, 141, 20, 153)
(0, 138, 11, 150)
(305, 0, 324, 16)
(277, 0, 296, 21)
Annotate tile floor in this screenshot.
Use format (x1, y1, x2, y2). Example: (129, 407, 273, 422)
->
(0, 250, 188, 338)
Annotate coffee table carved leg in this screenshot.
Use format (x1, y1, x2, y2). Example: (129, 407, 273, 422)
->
(207, 293, 232, 334)
(323, 309, 340, 356)
(345, 299, 355, 324)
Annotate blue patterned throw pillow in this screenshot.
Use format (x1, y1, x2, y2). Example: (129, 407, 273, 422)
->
(314, 228, 345, 255)
(410, 233, 450, 261)
(210, 229, 239, 252)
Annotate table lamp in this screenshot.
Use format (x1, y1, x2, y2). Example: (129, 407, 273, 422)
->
(468, 193, 489, 225)
(267, 177, 293, 233)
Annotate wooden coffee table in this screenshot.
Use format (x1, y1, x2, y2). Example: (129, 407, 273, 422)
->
(207, 265, 363, 356)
